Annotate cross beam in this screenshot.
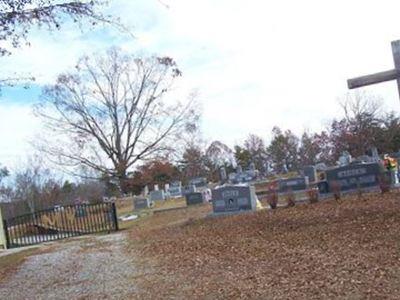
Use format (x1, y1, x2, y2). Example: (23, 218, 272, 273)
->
(347, 40, 400, 98)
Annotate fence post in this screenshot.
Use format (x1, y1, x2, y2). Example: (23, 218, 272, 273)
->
(0, 207, 9, 249)
(111, 202, 119, 231)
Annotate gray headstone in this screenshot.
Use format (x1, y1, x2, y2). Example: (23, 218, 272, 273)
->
(188, 177, 208, 188)
(168, 185, 182, 198)
(170, 181, 182, 188)
(149, 190, 165, 201)
(185, 192, 204, 206)
(325, 162, 384, 192)
(219, 167, 227, 183)
(164, 183, 170, 192)
(237, 165, 243, 174)
(302, 166, 317, 183)
(338, 151, 352, 166)
(211, 185, 257, 214)
(278, 177, 309, 193)
(182, 185, 197, 195)
(370, 147, 379, 159)
(143, 185, 149, 196)
(134, 197, 150, 210)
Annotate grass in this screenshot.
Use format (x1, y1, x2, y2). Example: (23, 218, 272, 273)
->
(116, 197, 189, 230)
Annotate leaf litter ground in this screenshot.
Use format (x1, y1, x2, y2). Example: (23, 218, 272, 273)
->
(129, 192, 400, 299)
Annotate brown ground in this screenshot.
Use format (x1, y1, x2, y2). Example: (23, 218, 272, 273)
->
(1, 193, 400, 299)
(129, 192, 400, 299)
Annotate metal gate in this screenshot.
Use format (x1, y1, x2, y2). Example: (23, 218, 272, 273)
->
(3, 202, 119, 248)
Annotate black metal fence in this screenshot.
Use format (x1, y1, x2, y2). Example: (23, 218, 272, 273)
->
(3, 202, 118, 248)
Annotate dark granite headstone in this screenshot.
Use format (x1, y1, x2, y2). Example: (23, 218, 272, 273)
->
(303, 166, 317, 183)
(149, 190, 165, 201)
(211, 185, 256, 214)
(185, 192, 204, 205)
(134, 197, 150, 210)
(182, 185, 196, 195)
(325, 162, 384, 192)
(278, 177, 309, 193)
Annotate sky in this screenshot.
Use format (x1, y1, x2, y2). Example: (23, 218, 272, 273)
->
(2, 0, 400, 169)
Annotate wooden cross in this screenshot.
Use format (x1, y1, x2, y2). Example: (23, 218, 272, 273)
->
(347, 40, 400, 98)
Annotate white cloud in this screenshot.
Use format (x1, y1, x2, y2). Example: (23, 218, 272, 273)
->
(2, 0, 400, 162)
(0, 103, 41, 168)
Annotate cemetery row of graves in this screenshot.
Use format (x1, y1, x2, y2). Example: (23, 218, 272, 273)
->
(0, 141, 396, 250)
(130, 147, 391, 208)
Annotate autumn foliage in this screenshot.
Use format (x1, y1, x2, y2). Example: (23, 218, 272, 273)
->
(129, 192, 400, 299)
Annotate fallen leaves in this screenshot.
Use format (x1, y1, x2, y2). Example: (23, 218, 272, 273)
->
(128, 191, 400, 299)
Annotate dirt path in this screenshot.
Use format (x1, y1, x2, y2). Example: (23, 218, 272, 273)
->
(0, 232, 137, 299)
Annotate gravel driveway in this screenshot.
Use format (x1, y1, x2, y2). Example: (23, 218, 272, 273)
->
(0, 232, 137, 299)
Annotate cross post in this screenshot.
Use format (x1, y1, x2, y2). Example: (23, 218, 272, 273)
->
(347, 40, 400, 99)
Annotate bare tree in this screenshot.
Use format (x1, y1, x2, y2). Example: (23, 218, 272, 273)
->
(0, 0, 128, 90)
(13, 155, 61, 213)
(330, 91, 383, 158)
(36, 48, 199, 192)
(339, 91, 382, 122)
(0, 0, 120, 57)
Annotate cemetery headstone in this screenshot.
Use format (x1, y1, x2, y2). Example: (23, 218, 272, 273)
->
(185, 192, 204, 206)
(188, 177, 208, 188)
(278, 177, 309, 193)
(134, 197, 150, 210)
(219, 166, 227, 183)
(168, 181, 182, 198)
(302, 166, 317, 183)
(143, 185, 149, 196)
(182, 184, 197, 195)
(325, 162, 384, 192)
(211, 185, 257, 214)
(338, 151, 352, 166)
(150, 190, 165, 202)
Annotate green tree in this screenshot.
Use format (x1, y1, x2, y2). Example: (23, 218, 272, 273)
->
(234, 145, 252, 170)
(267, 127, 299, 173)
(243, 134, 267, 173)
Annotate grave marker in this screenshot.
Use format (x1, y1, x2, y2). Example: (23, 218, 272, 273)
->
(303, 166, 317, 183)
(134, 197, 150, 210)
(182, 185, 197, 195)
(149, 190, 165, 202)
(185, 192, 204, 206)
(278, 177, 309, 193)
(325, 162, 384, 192)
(211, 185, 257, 214)
(188, 177, 208, 188)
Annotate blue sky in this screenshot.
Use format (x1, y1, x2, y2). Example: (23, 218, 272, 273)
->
(2, 0, 400, 169)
